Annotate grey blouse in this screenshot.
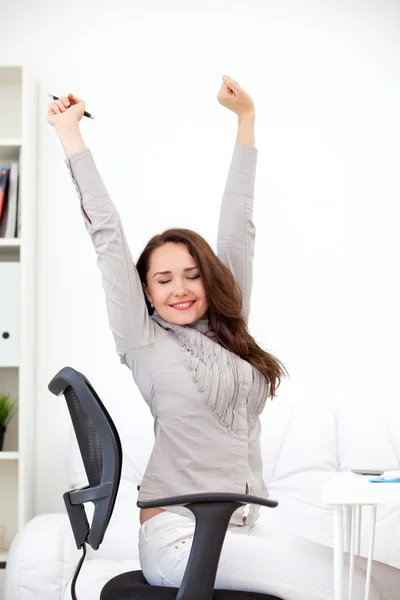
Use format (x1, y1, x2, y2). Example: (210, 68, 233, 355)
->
(65, 144, 270, 526)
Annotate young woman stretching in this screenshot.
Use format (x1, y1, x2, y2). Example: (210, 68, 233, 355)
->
(47, 76, 399, 599)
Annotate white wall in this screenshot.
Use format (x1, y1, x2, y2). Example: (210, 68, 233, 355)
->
(0, 0, 399, 515)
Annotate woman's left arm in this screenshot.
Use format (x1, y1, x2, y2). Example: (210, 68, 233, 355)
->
(216, 77, 257, 321)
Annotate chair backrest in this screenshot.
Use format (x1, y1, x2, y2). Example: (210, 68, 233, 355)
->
(48, 366, 122, 550)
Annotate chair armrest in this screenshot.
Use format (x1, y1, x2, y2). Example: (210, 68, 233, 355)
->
(137, 491, 278, 510)
(4, 513, 82, 600)
(137, 493, 278, 600)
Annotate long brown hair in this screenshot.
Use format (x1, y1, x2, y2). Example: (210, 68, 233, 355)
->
(136, 228, 289, 398)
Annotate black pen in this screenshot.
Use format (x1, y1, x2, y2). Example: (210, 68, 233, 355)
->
(48, 94, 95, 119)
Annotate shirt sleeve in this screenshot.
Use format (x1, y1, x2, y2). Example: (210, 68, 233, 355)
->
(64, 148, 162, 363)
(216, 144, 258, 322)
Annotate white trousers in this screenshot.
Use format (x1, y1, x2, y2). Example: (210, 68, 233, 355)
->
(138, 511, 400, 600)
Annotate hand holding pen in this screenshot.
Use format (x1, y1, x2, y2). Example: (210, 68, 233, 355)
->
(47, 93, 94, 129)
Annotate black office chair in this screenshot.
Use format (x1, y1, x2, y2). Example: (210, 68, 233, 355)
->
(48, 366, 284, 600)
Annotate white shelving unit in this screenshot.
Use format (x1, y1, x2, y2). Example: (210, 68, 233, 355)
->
(0, 65, 37, 566)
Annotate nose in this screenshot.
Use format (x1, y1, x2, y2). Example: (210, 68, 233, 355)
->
(172, 281, 190, 297)
(172, 287, 189, 297)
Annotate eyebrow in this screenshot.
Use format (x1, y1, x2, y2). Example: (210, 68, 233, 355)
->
(152, 266, 198, 278)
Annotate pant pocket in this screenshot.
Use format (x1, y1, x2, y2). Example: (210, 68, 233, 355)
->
(139, 515, 195, 588)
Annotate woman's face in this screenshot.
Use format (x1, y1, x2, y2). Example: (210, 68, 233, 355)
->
(143, 242, 209, 324)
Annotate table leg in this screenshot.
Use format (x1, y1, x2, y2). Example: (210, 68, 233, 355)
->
(344, 505, 352, 552)
(364, 505, 377, 600)
(356, 504, 362, 555)
(348, 505, 356, 599)
(333, 504, 344, 600)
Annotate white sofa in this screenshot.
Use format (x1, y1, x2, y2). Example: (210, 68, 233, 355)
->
(4, 398, 400, 600)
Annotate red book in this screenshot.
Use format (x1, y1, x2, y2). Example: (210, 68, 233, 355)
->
(0, 167, 10, 224)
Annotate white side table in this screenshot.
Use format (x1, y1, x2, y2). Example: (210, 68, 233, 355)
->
(321, 472, 400, 600)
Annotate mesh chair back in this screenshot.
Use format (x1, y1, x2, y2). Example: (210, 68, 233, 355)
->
(64, 384, 104, 487)
(48, 366, 122, 550)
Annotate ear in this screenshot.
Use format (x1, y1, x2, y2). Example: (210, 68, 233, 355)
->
(142, 282, 151, 303)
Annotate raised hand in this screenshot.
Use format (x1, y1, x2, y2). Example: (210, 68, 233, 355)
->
(47, 93, 86, 128)
(217, 76, 255, 118)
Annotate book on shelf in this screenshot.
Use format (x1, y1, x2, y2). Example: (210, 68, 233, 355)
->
(0, 162, 20, 239)
(0, 167, 10, 222)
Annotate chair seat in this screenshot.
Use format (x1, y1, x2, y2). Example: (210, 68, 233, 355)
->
(100, 570, 284, 600)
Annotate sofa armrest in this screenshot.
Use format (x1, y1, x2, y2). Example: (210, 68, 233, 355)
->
(4, 513, 82, 600)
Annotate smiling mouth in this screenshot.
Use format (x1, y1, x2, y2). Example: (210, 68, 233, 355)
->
(169, 300, 197, 311)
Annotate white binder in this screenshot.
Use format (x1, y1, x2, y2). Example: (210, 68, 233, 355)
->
(0, 262, 20, 366)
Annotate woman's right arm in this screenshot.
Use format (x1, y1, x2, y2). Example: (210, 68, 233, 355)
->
(49, 96, 162, 364)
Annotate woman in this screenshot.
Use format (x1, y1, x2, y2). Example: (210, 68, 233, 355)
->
(47, 76, 399, 599)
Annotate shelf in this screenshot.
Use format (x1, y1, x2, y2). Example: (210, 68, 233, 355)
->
(0, 452, 19, 460)
(0, 63, 37, 568)
(0, 139, 21, 147)
(0, 239, 20, 247)
(0, 363, 19, 368)
(0, 239, 20, 260)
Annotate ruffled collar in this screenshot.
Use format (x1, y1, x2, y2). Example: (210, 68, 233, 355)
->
(150, 310, 268, 433)
(151, 310, 216, 339)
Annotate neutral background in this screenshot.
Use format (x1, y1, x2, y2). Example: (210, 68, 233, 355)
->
(0, 0, 399, 518)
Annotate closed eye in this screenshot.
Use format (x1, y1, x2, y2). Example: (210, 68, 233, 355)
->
(158, 275, 200, 285)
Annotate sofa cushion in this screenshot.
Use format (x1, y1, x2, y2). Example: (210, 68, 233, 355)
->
(259, 401, 337, 545)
